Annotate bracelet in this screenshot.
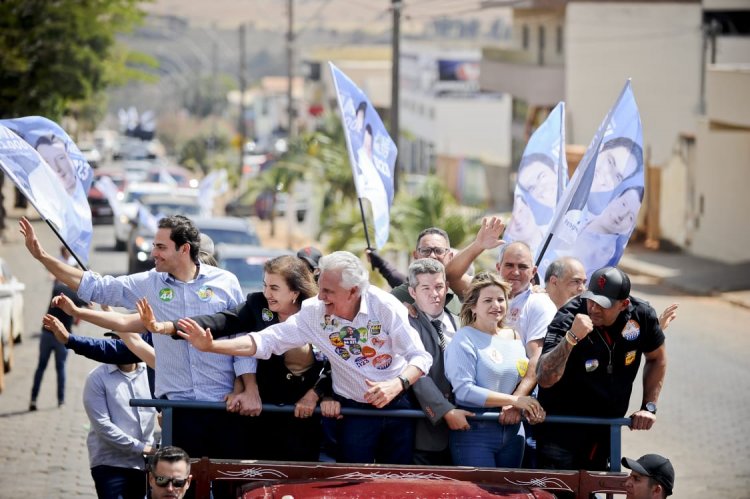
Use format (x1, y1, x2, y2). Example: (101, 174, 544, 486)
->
(565, 330, 579, 346)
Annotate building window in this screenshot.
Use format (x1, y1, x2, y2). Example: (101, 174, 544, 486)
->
(521, 24, 529, 50)
(538, 25, 545, 65)
(556, 25, 563, 54)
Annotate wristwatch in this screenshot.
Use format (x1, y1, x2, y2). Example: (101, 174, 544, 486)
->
(397, 374, 411, 392)
(642, 402, 657, 414)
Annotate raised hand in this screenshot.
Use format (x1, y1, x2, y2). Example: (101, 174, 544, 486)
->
(136, 298, 165, 334)
(175, 318, 214, 351)
(19, 217, 46, 260)
(42, 314, 69, 345)
(476, 216, 506, 250)
(659, 303, 678, 331)
(52, 293, 78, 317)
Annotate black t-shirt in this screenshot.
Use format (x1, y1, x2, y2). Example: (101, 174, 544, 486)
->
(44, 281, 88, 332)
(538, 295, 665, 419)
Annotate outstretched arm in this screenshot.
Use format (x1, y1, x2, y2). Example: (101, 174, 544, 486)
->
(445, 216, 505, 298)
(19, 217, 84, 291)
(176, 318, 258, 356)
(53, 293, 145, 332)
(659, 303, 678, 330)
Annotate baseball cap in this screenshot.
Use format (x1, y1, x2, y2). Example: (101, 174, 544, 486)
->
(198, 233, 215, 257)
(622, 454, 674, 496)
(581, 266, 630, 308)
(296, 246, 323, 271)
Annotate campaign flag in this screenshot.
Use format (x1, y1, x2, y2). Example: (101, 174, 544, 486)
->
(0, 124, 93, 263)
(505, 102, 568, 256)
(329, 62, 397, 249)
(198, 169, 227, 216)
(137, 203, 160, 234)
(537, 80, 644, 282)
(94, 175, 122, 218)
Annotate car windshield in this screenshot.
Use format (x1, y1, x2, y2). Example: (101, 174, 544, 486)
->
(221, 257, 267, 292)
(201, 228, 260, 246)
(145, 202, 201, 217)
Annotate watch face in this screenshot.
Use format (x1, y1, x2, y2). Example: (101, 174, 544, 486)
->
(645, 402, 657, 413)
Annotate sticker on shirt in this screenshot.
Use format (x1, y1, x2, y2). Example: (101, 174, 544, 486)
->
(367, 320, 382, 336)
(321, 314, 338, 330)
(159, 288, 174, 302)
(489, 349, 503, 364)
(354, 355, 370, 367)
(357, 327, 368, 344)
(339, 326, 360, 346)
(624, 350, 637, 366)
(508, 307, 520, 324)
(261, 308, 274, 322)
(361, 346, 376, 358)
(335, 347, 351, 360)
(585, 359, 599, 372)
(329, 332, 345, 348)
(372, 354, 392, 370)
(516, 359, 528, 377)
(371, 336, 386, 348)
(621, 319, 640, 341)
(312, 345, 328, 362)
(196, 286, 214, 302)
(348, 343, 362, 356)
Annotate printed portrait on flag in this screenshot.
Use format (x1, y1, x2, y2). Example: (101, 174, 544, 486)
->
(330, 62, 397, 249)
(536, 81, 643, 282)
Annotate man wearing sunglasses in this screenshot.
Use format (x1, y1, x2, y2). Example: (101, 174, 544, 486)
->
(149, 446, 192, 499)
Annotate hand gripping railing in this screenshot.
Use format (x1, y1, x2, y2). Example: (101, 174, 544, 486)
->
(131, 398, 631, 471)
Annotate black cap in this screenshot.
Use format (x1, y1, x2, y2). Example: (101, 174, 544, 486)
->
(581, 266, 630, 308)
(296, 246, 322, 271)
(622, 454, 675, 496)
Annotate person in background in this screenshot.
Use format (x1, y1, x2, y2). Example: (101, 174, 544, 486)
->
(149, 446, 192, 499)
(622, 453, 675, 499)
(445, 272, 545, 468)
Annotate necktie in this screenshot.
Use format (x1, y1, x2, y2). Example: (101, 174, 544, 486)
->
(431, 319, 447, 351)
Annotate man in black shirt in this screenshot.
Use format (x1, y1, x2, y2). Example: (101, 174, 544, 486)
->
(535, 266, 667, 471)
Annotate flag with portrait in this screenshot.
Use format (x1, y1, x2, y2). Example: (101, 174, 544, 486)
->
(329, 62, 397, 250)
(537, 80, 644, 282)
(0, 118, 94, 264)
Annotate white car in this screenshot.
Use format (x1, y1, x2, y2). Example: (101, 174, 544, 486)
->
(0, 258, 25, 391)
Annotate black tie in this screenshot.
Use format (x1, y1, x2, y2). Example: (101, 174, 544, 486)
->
(431, 319, 447, 351)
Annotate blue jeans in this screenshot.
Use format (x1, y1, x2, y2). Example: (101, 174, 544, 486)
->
(90, 465, 146, 499)
(335, 392, 415, 464)
(450, 409, 525, 468)
(30, 331, 68, 403)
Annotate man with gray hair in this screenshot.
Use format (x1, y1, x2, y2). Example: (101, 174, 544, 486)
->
(407, 258, 473, 465)
(544, 257, 587, 309)
(177, 250, 433, 465)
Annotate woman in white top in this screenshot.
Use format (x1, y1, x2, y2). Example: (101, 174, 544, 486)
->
(445, 272, 545, 468)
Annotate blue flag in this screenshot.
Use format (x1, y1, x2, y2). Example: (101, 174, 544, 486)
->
(537, 80, 644, 282)
(329, 62, 397, 249)
(0, 122, 93, 263)
(505, 102, 568, 256)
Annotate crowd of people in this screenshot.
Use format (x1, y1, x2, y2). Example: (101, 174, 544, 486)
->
(20, 214, 679, 498)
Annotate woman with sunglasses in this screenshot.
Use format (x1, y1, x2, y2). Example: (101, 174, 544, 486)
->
(143, 255, 328, 462)
(445, 272, 545, 468)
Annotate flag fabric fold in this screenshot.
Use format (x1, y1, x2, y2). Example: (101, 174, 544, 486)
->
(329, 62, 397, 250)
(0, 117, 94, 263)
(536, 80, 644, 282)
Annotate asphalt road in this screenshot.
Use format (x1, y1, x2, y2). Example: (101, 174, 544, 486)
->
(0, 219, 748, 498)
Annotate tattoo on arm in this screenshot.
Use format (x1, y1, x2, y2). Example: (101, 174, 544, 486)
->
(536, 339, 574, 387)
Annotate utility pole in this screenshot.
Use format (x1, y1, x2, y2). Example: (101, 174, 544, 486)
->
(287, 0, 295, 138)
(390, 0, 401, 193)
(238, 23, 247, 176)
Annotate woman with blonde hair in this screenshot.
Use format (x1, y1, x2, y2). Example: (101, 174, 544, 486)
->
(445, 271, 545, 468)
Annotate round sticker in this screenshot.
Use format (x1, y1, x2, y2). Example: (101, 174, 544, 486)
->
(585, 359, 599, 372)
(196, 285, 214, 302)
(489, 349, 503, 364)
(158, 288, 174, 302)
(335, 347, 351, 360)
(621, 319, 641, 341)
(329, 332, 344, 348)
(371, 336, 386, 348)
(349, 344, 362, 356)
(367, 320, 382, 335)
(261, 308, 274, 322)
(340, 326, 360, 346)
(516, 359, 528, 377)
(354, 356, 370, 367)
(372, 354, 392, 370)
(357, 327, 368, 344)
(361, 346, 376, 358)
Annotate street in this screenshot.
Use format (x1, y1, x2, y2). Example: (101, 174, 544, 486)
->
(0, 219, 749, 498)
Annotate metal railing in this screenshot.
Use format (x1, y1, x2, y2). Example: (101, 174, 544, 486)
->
(131, 398, 631, 472)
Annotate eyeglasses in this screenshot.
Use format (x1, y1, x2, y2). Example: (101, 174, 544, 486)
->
(416, 246, 449, 257)
(153, 475, 189, 488)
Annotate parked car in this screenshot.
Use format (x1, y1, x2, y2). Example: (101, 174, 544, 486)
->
(0, 258, 25, 392)
(215, 244, 293, 295)
(127, 193, 206, 273)
(113, 182, 173, 250)
(192, 217, 262, 248)
(144, 165, 200, 188)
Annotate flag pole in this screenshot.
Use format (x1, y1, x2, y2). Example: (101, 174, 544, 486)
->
(358, 197, 373, 250)
(43, 218, 88, 271)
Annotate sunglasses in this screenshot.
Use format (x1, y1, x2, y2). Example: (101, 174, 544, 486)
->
(153, 475, 189, 488)
(416, 246, 449, 257)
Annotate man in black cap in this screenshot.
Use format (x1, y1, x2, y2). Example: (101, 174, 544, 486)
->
(535, 266, 668, 471)
(296, 246, 322, 276)
(622, 453, 675, 498)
